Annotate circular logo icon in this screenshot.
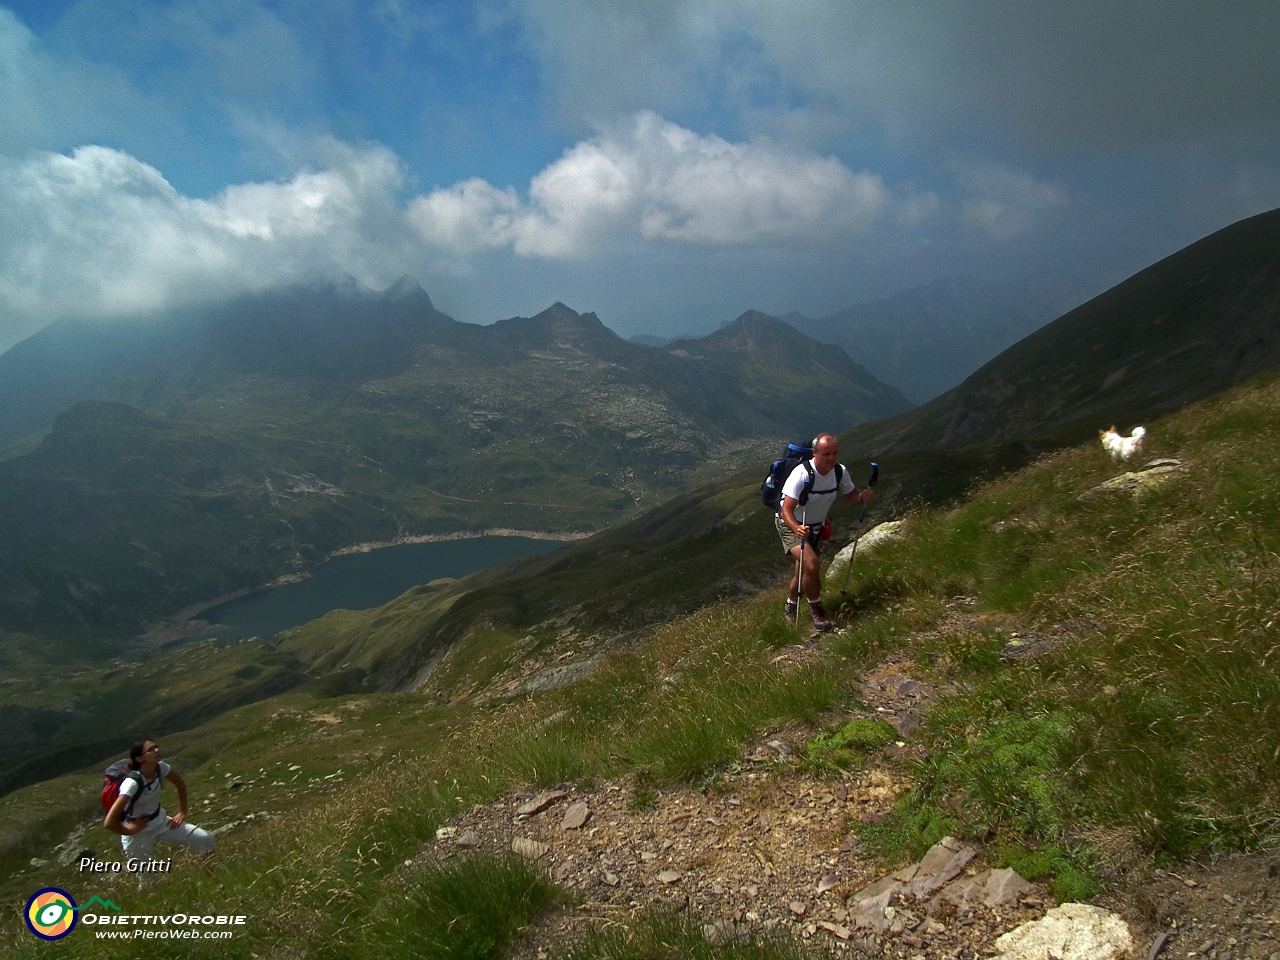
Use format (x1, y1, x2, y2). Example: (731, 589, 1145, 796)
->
(25, 888, 78, 940)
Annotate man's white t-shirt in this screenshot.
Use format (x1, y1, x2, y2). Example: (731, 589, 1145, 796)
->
(118, 761, 169, 819)
(779, 462, 855, 525)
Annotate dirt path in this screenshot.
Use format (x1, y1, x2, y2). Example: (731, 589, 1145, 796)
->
(420, 615, 1280, 958)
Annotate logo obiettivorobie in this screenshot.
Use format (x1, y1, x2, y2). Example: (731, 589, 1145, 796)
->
(24, 887, 78, 940)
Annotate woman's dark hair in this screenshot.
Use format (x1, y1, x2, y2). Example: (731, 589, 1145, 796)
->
(128, 739, 154, 768)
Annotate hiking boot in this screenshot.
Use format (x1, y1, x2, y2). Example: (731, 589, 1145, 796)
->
(783, 600, 798, 623)
(808, 600, 833, 632)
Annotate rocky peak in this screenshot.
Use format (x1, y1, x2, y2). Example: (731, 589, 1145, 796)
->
(382, 275, 433, 307)
(487, 302, 622, 354)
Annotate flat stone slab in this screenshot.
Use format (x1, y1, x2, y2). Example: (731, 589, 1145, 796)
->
(511, 837, 550, 860)
(1078, 461, 1185, 502)
(936, 867, 1037, 909)
(560, 801, 591, 830)
(881, 674, 924, 698)
(847, 877, 901, 933)
(848, 836, 978, 932)
(826, 521, 906, 580)
(817, 919, 853, 940)
(900, 836, 977, 899)
(983, 867, 1038, 908)
(995, 903, 1134, 960)
(516, 788, 570, 816)
(552, 859, 574, 881)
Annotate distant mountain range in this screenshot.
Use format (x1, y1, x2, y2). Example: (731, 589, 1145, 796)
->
(626, 277, 1078, 405)
(0, 288, 910, 640)
(627, 333, 675, 348)
(7, 203, 1276, 649)
(781, 277, 1079, 405)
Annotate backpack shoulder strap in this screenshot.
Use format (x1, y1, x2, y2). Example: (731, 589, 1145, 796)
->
(836, 464, 844, 485)
(797, 460, 816, 505)
(123, 770, 149, 817)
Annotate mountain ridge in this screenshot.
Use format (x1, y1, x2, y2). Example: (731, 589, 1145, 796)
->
(0, 294, 910, 641)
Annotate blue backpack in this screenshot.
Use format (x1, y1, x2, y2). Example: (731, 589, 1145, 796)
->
(760, 441, 843, 510)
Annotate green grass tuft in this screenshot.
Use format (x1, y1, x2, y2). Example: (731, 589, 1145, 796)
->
(553, 906, 831, 960)
(496, 725, 592, 789)
(382, 854, 561, 960)
(992, 843, 1101, 902)
(923, 708, 1074, 838)
(855, 795, 960, 863)
(10, 371, 1280, 953)
(803, 719, 898, 770)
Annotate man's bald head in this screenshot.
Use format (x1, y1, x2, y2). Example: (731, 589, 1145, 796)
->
(812, 433, 840, 472)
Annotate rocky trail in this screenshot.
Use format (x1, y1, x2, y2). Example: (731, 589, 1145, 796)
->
(418, 622, 1280, 960)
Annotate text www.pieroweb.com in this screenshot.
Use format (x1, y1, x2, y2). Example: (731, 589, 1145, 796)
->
(96, 929, 235, 939)
(85, 914, 246, 939)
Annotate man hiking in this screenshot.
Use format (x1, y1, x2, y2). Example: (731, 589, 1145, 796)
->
(775, 433, 874, 631)
(103, 739, 215, 866)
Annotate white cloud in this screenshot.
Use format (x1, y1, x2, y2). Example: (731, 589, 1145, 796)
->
(0, 140, 419, 327)
(410, 178, 523, 255)
(956, 164, 1069, 242)
(0, 114, 1078, 352)
(409, 111, 893, 257)
(0, 118, 904, 345)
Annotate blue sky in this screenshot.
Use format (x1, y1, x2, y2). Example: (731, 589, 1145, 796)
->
(1, 0, 1278, 350)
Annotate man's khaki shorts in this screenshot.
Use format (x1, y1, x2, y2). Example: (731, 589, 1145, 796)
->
(775, 516, 820, 555)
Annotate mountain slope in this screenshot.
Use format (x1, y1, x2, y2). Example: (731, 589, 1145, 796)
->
(0, 278, 459, 452)
(3, 210, 1279, 844)
(837, 207, 1280, 459)
(666, 309, 905, 435)
(337, 209, 1280, 704)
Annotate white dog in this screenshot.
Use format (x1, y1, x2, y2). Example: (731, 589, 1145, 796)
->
(1099, 425, 1146, 462)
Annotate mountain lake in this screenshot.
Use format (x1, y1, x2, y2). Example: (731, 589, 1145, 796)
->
(195, 536, 566, 641)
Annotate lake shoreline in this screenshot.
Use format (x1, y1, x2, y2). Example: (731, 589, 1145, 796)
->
(329, 528, 590, 556)
(136, 529, 588, 646)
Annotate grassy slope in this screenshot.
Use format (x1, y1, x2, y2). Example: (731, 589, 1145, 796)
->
(0, 558, 533, 799)
(1, 368, 1277, 957)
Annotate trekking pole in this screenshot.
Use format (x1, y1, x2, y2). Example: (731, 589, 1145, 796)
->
(841, 463, 879, 595)
(795, 499, 811, 635)
(796, 536, 805, 635)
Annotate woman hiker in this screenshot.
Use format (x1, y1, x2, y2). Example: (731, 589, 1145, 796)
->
(103, 738, 216, 866)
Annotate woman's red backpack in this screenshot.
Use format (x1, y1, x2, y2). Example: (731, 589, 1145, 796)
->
(100, 760, 144, 816)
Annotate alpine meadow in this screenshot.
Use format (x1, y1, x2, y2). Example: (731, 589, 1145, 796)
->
(0, 203, 1278, 958)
